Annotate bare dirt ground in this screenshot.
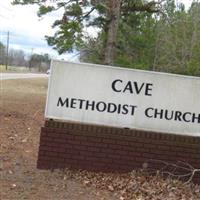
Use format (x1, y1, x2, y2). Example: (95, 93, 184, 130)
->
(1, 78, 200, 200)
(0, 78, 115, 200)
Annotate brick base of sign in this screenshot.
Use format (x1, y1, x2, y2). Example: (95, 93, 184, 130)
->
(37, 120, 200, 184)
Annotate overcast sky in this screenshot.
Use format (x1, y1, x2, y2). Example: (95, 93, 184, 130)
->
(0, 0, 76, 60)
(0, 0, 193, 60)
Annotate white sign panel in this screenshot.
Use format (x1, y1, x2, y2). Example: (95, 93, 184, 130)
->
(45, 60, 200, 136)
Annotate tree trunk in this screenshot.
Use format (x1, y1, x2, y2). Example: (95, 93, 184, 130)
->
(104, 0, 121, 65)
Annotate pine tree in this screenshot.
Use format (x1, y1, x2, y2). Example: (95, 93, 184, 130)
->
(12, 0, 164, 65)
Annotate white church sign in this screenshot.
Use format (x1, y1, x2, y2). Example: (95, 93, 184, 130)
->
(45, 60, 200, 136)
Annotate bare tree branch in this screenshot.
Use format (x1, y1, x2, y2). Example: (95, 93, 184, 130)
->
(144, 159, 200, 184)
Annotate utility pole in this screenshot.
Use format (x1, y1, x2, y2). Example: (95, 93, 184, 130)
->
(5, 31, 9, 70)
(29, 48, 34, 71)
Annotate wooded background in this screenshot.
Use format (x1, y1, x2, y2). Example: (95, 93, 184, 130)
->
(9, 0, 200, 76)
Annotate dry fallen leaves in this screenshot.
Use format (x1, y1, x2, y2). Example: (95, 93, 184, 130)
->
(62, 169, 200, 200)
(11, 184, 17, 189)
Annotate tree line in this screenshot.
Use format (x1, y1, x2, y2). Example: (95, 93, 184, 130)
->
(81, 0, 200, 76)
(11, 0, 200, 76)
(0, 42, 50, 72)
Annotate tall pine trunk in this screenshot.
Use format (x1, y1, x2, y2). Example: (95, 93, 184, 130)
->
(104, 0, 121, 65)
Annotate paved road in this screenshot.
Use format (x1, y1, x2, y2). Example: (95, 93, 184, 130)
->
(1, 73, 48, 80)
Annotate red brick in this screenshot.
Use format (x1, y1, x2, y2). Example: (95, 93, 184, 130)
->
(39, 146, 53, 151)
(40, 137, 54, 142)
(79, 151, 94, 157)
(157, 145, 171, 150)
(115, 141, 130, 146)
(114, 150, 128, 155)
(87, 146, 100, 152)
(107, 154, 121, 159)
(122, 155, 136, 161)
(53, 138, 66, 143)
(87, 137, 102, 143)
(80, 141, 94, 146)
(44, 151, 58, 157)
(142, 153, 154, 158)
(37, 122, 200, 184)
(92, 142, 108, 148)
(68, 140, 81, 145)
(74, 145, 87, 151)
(102, 138, 116, 144)
(127, 151, 141, 157)
(71, 155, 85, 160)
(64, 159, 78, 165)
(101, 148, 115, 154)
(65, 149, 80, 155)
(93, 152, 107, 158)
(108, 144, 122, 150)
(59, 153, 72, 159)
(74, 135, 88, 141)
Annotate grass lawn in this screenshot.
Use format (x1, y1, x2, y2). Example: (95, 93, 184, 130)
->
(0, 65, 30, 73)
